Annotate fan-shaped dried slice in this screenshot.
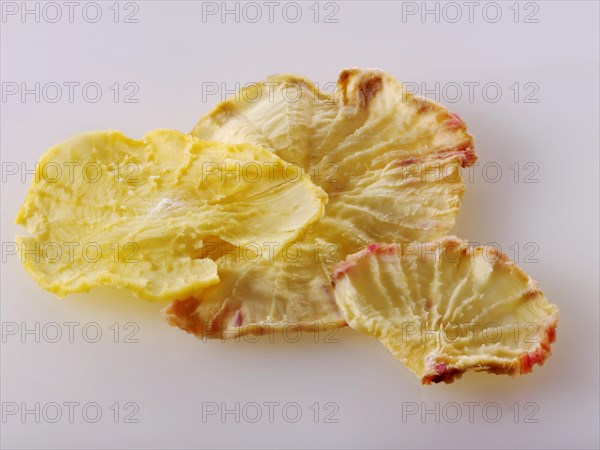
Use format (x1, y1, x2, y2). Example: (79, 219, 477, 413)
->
(16, 130, 326, 301)
(165, 68, 476, 338)
(331, 237, 559, 384)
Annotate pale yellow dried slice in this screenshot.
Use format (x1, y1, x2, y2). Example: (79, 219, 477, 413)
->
(331, 237, 559, 384)
(164, 69, 476, 338)
(16, 130, 326, 301)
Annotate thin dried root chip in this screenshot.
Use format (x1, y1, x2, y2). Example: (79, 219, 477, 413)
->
(192, 68, 475, 246)
(164, 68, 476, 339)
(163, 235, 345, 339)
(16, 130, 326, 301)
(163, 230, 347, 339)
(331, 237, 559, 384)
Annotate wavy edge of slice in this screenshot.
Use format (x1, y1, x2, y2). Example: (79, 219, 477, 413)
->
(193, 68, 477, 171)
(161, 297, 347, 340)
(336, 68, 476, 169)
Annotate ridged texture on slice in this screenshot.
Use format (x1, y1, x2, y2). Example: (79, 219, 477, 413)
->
(164, 68, 476, 338)
(331, 237, 559, 384)
(16, 130, 326, 301)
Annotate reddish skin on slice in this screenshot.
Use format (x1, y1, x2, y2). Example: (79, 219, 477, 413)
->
(519, 324, 557, 375)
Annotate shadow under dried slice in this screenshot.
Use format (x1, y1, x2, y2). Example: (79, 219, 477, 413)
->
(331, 237, 559, 384)
(165, 68, 477, 339)
(15, 130, 326, 301)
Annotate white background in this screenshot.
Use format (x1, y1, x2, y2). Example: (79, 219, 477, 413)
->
(1, 1, 599, 448)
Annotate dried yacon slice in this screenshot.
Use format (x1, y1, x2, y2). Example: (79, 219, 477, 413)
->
(193, 69, 475, 247)
(16, 130, 326, 301)
(163, 234, 344, 339)
(167, 68, 476, 338)
(331, 237, 559, 384)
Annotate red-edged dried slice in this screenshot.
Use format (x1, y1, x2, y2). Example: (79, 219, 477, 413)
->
(331, 237, 559, 384)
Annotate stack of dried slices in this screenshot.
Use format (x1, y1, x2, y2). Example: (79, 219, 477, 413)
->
(16, 69, 558, 384)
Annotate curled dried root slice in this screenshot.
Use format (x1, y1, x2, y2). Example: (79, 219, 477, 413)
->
(331, 237, 559, 384)
(16, 130, 326, 301)
(193, 68, 476, 247)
